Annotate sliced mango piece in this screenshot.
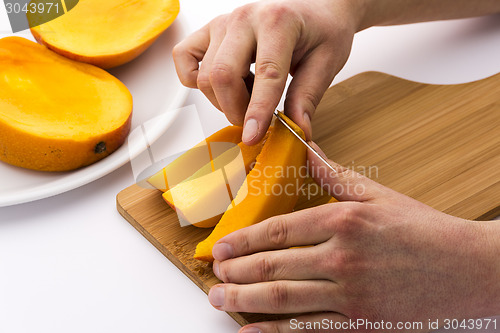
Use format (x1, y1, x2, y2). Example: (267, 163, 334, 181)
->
(194, 115, 307, 261)
(164, 136, 267, 228)
(0, 37, 132, 171)
(147, 126, 243, 191)
(327, 197, 339, 204)
(29, 0, 180, 68)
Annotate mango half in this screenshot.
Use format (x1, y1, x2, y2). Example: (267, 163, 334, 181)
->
(0, 37, 133, 171)
(29, 0, 180, 68)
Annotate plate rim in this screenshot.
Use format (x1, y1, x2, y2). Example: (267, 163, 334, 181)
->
(0, 16, 191, 207)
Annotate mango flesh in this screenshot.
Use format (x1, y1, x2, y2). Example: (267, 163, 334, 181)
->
(163, 148, 241, 228)
(194, 115, 307, 261)
(29, 0, 180, 68)
(147, 126, 243, 192)
(163, 135, 267, 228)
(0, 37, 132, 171)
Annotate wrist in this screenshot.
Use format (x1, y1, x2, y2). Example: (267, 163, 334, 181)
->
(353, 0, 404, 30)
(350, 0, 386, 31)
(476, 220, 500, 315)
(330, 0, 373, 32)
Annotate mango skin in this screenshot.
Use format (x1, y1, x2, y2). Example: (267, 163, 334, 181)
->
(0, 37, 133, 171)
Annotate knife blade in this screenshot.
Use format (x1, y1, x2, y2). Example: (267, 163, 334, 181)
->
(273, 110, 337, 174)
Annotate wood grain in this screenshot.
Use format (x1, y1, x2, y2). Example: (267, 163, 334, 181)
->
(116, 71, 500, 326)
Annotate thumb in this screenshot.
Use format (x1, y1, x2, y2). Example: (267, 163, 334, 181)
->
(308, 141, 383, 202)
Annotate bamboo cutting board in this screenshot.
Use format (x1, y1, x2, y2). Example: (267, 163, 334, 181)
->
(116, 71, 500, 326)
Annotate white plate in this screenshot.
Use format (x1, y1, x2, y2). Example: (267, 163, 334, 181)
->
(0, 15, 190, 207)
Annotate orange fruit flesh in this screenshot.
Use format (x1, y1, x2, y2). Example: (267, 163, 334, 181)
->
(0, 37, 132, 171)
(194, 115, 307, 261)
(29, 0, 180, 68)
(147, 126, 243, 192)
(163, 135, 267, 228)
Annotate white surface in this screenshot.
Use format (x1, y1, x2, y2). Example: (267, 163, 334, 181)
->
(0, 16, 190, 206)
(1, 2, 500, 333)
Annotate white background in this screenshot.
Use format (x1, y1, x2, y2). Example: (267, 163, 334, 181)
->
(1, 1, 500, 332)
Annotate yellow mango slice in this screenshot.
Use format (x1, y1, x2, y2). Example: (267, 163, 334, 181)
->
(164, 137, 266, 228)
(0, 37, 132, 171)
(29, 0, 180, 68)
(194, 115, 307, 261)
(147, 126, 243, 192)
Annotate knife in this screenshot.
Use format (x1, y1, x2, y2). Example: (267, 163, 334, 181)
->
(272, 110, 337, 174)
(245, 71, 336, 173)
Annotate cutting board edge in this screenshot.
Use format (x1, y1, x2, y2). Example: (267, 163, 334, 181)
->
(115, 190, 250, 327)
(116, 191, 210, 293)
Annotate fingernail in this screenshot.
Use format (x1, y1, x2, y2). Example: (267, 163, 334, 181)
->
(240, 327, 262, 333)
(208, 286, 225, 308)
(302, 112, 312, 140)
(242, 118, 258, 143)
(212, 242, 234, 261)
(213, 261, 221, 280)
(308, 140, 327, 159)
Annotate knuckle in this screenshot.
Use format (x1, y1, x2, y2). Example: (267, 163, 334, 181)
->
(230, 4, 252, 23)
(266, 218, 289, 247)
(255, 59, 284, 81)
(171, 43, 184, 59)
(215, 13, 230, 26)
(268, 282, 289, 311)
(218, 261, 231, 283)
(196, 72, 212, 92)
(172, 45, 198, 88)
(259, 3, 303, 37)
(326, 249, 354, 278)
(209, 63, 235, 88)
(248, 99, 272, 113)
(224, 286, 240, 310)
(336, 164, 355, 179)
(300, 89, 322, 110)
(336, 203, 363, 234)
(233, 231, 251, 256)
(209, 13, 229, 29)
(256, 256, 275, 281)
(178, 72, 197, 89)
(285, 90, 319, 114)
(261, 3, 295, 24)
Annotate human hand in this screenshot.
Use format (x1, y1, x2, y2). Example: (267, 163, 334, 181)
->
(173, 0, 362, 144)
(207, 142, 500, 332)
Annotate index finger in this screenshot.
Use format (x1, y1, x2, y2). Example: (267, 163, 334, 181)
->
(172, 25, 210, 88)
(242, 14, 299, 145)
(211, 202, 366, 261)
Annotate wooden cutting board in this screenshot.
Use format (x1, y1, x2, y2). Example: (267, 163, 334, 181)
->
(116, 71, 500, 326)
